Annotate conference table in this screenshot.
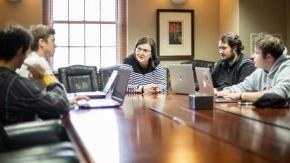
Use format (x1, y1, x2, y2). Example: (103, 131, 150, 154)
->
(63, 93, 290, 163)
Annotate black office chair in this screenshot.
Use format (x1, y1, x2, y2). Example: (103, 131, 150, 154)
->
(58, 65, 99, 93)
(98, 64, 123, 90)
(181, 59, 215, 72)
(4, 120, 69, 149)
(0, 121, 79, 162)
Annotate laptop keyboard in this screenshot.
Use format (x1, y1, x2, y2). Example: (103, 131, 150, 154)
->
(77, 99, 120, 108)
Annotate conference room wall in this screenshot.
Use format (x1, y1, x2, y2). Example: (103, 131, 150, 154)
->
(239, 0, 288, 56)
(0, 0, 42, 29)
(128, 0, 220, 66)
(219, 0, 239, 36)
(0, 0, 289, 65)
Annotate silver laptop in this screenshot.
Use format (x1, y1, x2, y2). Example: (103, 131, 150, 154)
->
(169, 64, 195, 94)
(74, 70, 118, 99)
(195, 67, 214, 96)
(195, 67, 237, 103)
(77, 67, 132, 108)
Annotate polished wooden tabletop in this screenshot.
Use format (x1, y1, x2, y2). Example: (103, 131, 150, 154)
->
(64, 93, 290, 163)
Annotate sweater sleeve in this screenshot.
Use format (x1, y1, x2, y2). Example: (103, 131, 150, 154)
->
(10, 77, 70, 118)
(227, 69, 261, 93)
(267, 64, 290, 98)
(153, 64, 167, 92)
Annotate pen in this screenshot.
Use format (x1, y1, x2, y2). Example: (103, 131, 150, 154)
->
(149, 107, 185, 125)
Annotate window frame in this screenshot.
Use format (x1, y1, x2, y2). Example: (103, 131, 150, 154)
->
(43, 0, 127, 70)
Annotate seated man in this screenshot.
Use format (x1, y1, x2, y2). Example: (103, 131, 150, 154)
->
(0, 24, 70, 125)
(17, 24, 88, 105)
(217, 33, 290, 102)
(212, 33, 256, 91)
(17, 24, 56, 90)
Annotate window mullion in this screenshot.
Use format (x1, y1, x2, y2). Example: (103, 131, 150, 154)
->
(50, 0, 121, 70)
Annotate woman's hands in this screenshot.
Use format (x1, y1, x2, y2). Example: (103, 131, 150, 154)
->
(143, 83, 161, 94)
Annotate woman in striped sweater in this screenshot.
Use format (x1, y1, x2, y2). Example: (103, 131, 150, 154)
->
(123, 36, 167, 94)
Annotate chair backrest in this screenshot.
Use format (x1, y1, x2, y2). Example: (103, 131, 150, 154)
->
(181, 60, 215, 72)
(58, 65, 99, 93)
(98, 64, 123, 90)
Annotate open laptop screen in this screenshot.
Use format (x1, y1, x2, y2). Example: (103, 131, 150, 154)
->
(111, 67, 132, 103)
(102, 70, 118, 94)
(195, 67, 214, 96)
(169, 64, 195, 94)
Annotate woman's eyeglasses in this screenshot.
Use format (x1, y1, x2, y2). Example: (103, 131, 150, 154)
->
(136, 47, 151, 53)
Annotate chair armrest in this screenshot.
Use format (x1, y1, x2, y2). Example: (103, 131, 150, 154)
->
(0, 142, 78, 163)
(4, 120, 69, 150)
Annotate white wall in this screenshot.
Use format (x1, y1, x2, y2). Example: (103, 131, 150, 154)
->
(239, 0, 287, 55)
(127, 0, 220, 67)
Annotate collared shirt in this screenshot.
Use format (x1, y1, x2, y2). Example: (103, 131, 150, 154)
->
(0, 67, 70, 125)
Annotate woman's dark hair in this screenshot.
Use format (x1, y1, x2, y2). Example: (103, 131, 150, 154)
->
(134, 36, 159, 67)
(254, 33, 285, 59)
(0, 24, 32, 61)
(219, 33, 244, 54)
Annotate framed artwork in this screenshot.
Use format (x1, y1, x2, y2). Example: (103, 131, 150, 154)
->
(157, 9, 194, 60)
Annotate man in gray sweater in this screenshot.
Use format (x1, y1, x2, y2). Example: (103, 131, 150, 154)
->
(217, 33, 290, 102)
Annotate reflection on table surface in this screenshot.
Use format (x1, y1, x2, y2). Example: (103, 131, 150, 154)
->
(64, 93, 290, 163)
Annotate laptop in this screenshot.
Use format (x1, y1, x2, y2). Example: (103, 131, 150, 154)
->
(168, 64, 195, 94)
(195, 67, 214, 95)
(76, 67, 132, 108)
(195, 67, 237, 103)
(74, 70, 118, 99)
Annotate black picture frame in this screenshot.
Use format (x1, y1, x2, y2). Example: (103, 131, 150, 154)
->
(156, 9, 194, 60)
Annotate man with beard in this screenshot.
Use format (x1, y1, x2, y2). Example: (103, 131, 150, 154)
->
(217, 33, 290, 102)
(212, 33, 255, 91)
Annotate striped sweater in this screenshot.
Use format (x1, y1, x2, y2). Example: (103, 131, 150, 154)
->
(123, 54, 167, 93)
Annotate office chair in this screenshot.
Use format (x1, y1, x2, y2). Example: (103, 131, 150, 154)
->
(0, 121, 79, 162)
(58, 65, 99, 93)
(98, 64, 123, 90)
(181, 60, 215, 72)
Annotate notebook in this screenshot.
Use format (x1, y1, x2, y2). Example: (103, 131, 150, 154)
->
(77, 67, 132, 108)
(74, 70, 118, 99)
(168, 64, 195, 94)
(195, 67, 237, 103)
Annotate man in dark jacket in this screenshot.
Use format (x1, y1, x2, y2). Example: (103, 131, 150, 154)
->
(212, 33, 256, 91)
(0, 24, 70, 125)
